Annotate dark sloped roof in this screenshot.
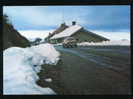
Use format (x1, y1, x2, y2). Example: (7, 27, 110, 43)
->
(82, 28, 109, 41)
(53, 23, 68, 34)
(51, 25, 82, 39)
(46, 23, 68, 39)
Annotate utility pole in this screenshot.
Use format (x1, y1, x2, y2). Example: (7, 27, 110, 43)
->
(61, 11, 65, 23)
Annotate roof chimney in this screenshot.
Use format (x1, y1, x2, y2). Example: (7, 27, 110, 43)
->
(61, 22, 66, 27)
(72, 21, 76, 25)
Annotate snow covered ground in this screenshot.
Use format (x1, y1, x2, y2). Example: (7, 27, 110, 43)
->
(19, 30, 54, 41)
(78, 40, 130, 46)
(3, 43, 60, 95)
(53, 40, 130, 46)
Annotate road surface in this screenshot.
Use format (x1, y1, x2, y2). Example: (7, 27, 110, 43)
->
(37, 45, 131, 95)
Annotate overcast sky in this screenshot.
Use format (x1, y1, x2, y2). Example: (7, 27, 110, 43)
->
(3, 6, 130, 40)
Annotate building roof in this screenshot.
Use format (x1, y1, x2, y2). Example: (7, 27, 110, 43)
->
(52, 23, 68, 35)
(51, 25, 82, 39)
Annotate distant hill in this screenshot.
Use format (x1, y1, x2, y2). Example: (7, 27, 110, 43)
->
(3, 15, 30, 50)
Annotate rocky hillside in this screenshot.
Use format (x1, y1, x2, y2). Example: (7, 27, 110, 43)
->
(3, 15, 30, 50)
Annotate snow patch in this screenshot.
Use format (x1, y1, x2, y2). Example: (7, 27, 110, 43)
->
(45, 78, 52, 82)
(3, 43, 60, 95)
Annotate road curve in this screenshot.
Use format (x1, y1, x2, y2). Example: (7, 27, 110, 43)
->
(55, 45, 130, 77)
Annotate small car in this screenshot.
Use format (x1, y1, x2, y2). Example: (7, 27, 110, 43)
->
(62, 37, 77, 48)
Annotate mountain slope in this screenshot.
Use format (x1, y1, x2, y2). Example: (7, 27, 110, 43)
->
(3, 15, 30, 50)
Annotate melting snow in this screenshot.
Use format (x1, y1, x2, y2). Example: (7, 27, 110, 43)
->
(3, 43, 60, 95)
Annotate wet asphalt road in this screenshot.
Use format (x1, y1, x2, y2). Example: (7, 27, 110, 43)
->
(55, 45, 130, 76)
(52, 45, 131, 95)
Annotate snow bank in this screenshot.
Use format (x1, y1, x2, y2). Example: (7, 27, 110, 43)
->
(78, 40, 130, 46)
(3, 43, 60, 95)
(28, 44, 60, 65)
